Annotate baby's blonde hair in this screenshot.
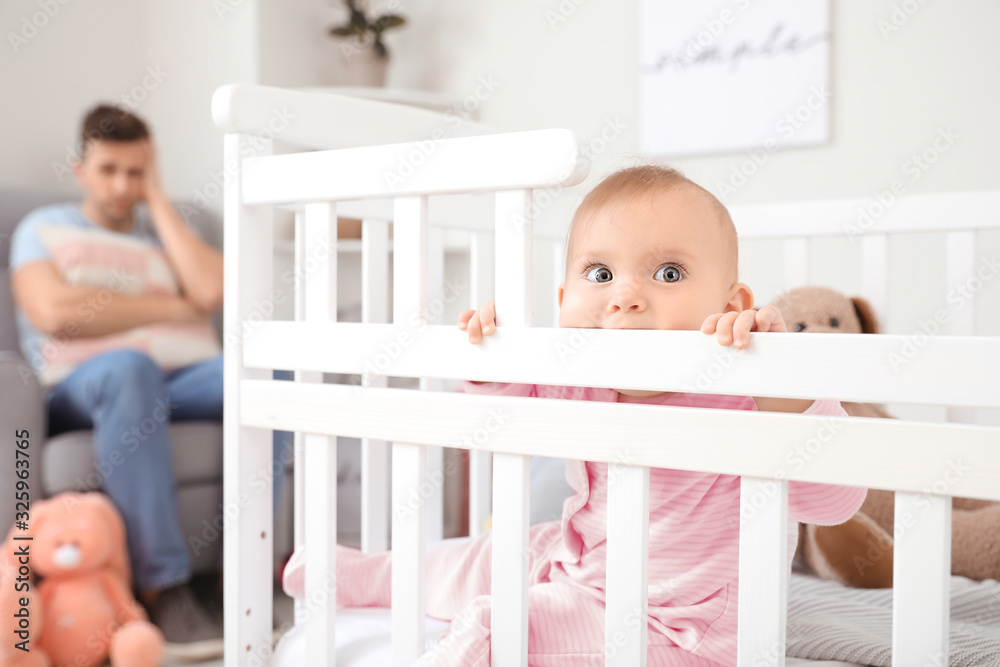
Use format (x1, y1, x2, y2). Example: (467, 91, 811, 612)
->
(566, 165, 738, 282)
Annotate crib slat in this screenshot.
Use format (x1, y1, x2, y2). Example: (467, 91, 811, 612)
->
(469, 231, 495, 537)
(468, 449, 492, 537)
(292, 427, 307, 628)
(424, 227, 446, 543)
(892, 492, 951, 665)
(470, 230, 496, 309)
(492, 189, 533, 667)
(494, 190, 532, 326)
(302, 203, 339, 667)
(492, 453, 531, 667)
(392, 443, 428, 664)
(428, 226, 445, 317)
(361, 433, 389, 552)
(304, 203, 338, 317)
(605, 465, 650, 667)
(421, 379, 445, 543)
(292, 429, 308, 627)
(946, 231, 977, 424)
(362, 218, 390, 553)
(222, 132, 275, 666)
(362, 218, 390, 325)
(782, 238, 808, 289)
(391, 196, 429, 665)
(737, 477, 788, 667)
(304, 433, 338, 664)
(468, 451, 492, 535)
(861, 234, 890, 324)
(292, 209, 322, 624)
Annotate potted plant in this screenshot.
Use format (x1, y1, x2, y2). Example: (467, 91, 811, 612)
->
(330, 0, 406, 87)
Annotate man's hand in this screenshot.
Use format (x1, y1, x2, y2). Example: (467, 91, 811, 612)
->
(138, 139, 224, 314)
(458, 300, 497, 344)
(700, 305, 786, 349)
(170, 294, 211, 323)
(139, 138, 164, 203)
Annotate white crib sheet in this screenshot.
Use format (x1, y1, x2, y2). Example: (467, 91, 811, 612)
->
(272, 609, 450, 666)
(270, 608, 862, 667)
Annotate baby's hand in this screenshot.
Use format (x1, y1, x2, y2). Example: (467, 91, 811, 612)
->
(700, 305, 786, 349)
(458, 300, 497, 344)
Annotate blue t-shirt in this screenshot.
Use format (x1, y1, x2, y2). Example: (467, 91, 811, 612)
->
(8, 203, 163, 373)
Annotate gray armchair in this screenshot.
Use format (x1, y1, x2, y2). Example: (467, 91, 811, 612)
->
(0, 188, 243, 574)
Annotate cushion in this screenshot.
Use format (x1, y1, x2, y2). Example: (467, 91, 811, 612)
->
(41, 422, 224, 494)
(31, 222, 220, 386)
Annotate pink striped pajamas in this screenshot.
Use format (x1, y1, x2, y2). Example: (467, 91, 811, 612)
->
(283, 384, 867, 666)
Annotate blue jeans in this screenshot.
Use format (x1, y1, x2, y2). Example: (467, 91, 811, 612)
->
(46, 350, 292, 592)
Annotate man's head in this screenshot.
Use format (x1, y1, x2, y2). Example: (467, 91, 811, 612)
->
(557, 165, 751, 331)
(73, 104, 151, 228)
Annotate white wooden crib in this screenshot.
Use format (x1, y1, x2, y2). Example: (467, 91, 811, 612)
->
(212, 84, 1000, 667)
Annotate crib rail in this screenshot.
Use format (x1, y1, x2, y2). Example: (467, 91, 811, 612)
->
(238, 380, 1000, 502)
(240, 322, 1000, 408)
(732, 189, 1000, 239)
(240, 129, 586, 205)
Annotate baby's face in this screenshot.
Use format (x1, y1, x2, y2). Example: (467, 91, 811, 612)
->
(558, 188, 745, 333)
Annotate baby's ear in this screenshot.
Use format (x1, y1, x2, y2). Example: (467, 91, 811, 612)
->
(724, 282, 754, 312)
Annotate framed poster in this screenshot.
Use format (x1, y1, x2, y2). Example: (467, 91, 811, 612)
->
(639, 0, 830, 156)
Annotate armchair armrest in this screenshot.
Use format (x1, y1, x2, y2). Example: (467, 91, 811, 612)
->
(0, 352, 45, 532)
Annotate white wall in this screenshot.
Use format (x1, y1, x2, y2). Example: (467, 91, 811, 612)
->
(259, 0, 339, 88)
(141, 0, 258, 233)
(1, 0, 257, 226)
(1, 0, 147, 193)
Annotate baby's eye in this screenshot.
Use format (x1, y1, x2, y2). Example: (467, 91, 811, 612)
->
(585, 266, 613, 283)
(654, 265, 683, 283)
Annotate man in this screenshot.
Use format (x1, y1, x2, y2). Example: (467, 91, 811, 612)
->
(10, 104, 225, 659)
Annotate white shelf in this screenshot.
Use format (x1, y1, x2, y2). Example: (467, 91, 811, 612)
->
(297, 86, 472, 116)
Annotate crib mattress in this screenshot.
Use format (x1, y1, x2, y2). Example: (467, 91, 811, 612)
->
(272, 609, 450, 666)
(271, 571, 1000, 665)
(269, 608, 862, 667)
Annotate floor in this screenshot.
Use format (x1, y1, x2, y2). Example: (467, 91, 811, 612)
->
(162, 578, 296, 667)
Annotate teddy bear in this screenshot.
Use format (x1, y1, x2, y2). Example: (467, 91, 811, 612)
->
(1, 493, 164, 667)
(0, 559, 49, 667)
(772, 286, 1000, 588)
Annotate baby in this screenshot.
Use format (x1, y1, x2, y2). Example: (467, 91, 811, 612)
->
(463, 164, 809, 409)
(283, 165, 866, 666)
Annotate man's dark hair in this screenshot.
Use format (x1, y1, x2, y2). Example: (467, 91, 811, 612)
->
(79, 104, 150, 156)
